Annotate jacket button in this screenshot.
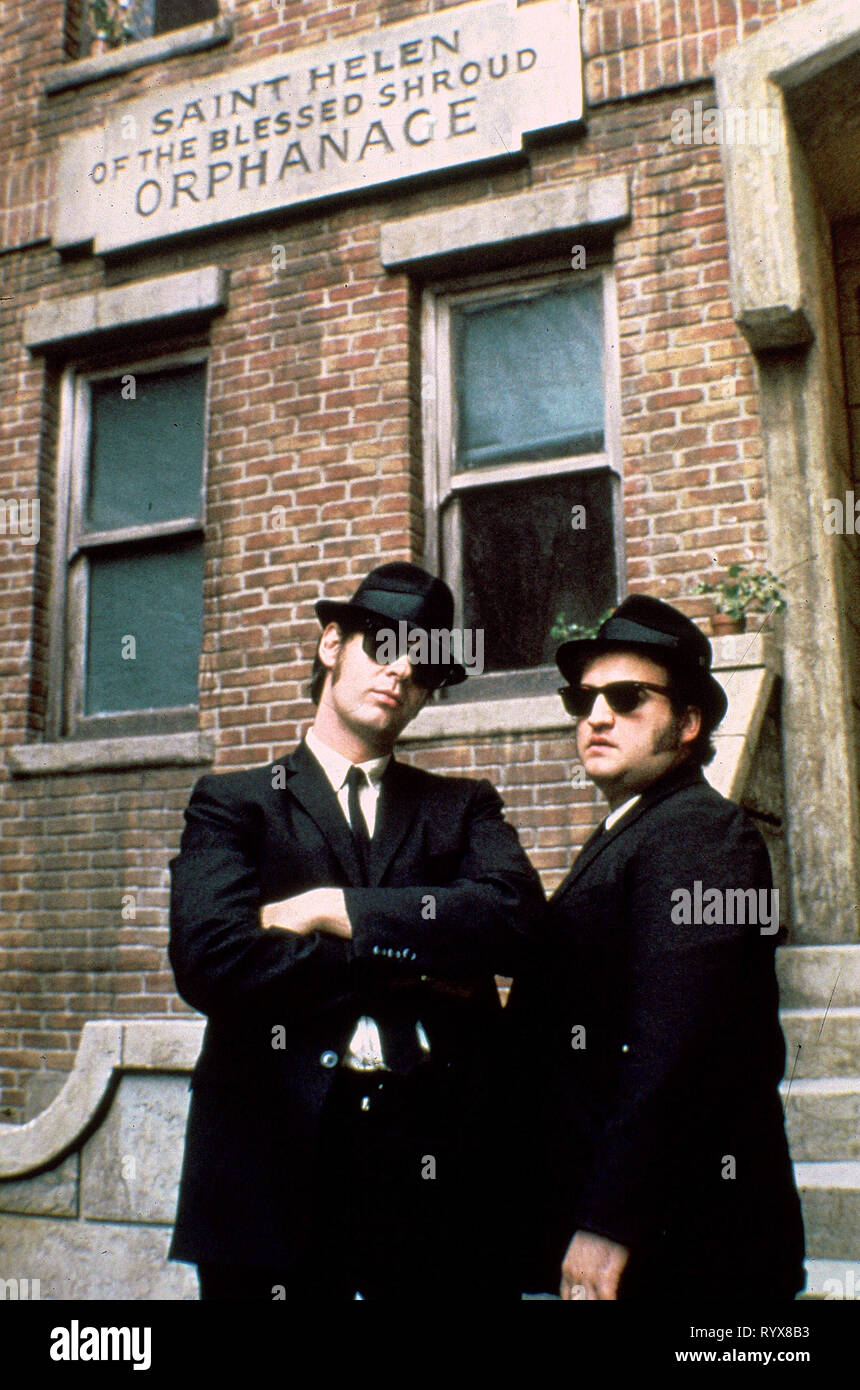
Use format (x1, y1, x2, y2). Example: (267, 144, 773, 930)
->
(320, 1051, 338, 1069)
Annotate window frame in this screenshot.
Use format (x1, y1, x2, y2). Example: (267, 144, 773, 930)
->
(421, 257, 625, 700)
(76, 0, 220, 56)
(53, 346, 210, 741)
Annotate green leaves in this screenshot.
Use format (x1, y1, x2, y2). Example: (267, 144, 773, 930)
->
(693, 563, 787, 620)
(550, 607, 615, 644)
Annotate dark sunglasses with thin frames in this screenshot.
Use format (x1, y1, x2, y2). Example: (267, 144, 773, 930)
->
(559, 680, 673, 718)
(356, 622, 450, 691)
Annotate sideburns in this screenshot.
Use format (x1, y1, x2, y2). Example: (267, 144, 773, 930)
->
(652, 712, 686, 755)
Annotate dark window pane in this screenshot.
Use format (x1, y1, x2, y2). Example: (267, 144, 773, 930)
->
(86, 363, 206, 530)
(84, 540, 204, 713)
(453, 283, 604, 470)
(460, 472, 617, 671)
(119, 0, 155, 40)
(154, 0, 218, 34)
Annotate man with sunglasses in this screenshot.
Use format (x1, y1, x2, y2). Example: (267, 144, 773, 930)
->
(168, 561, 543, 1300)
(506, 595, 805, 1301)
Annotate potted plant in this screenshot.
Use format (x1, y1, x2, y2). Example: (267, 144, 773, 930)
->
(549, 607, 615, 645)
(692, 563, 787, 635)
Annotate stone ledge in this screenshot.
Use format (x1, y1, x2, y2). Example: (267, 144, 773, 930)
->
(398, 693, 570, 742)
(23, 267, 229, 351)
(44, 17, 233, 95)
(709, 628, 782, 675)
(8, 731, 215, 777)
(0, 1020, 205, 1180)
(401, 630, 780, 762)
(380, 174, 630, 270)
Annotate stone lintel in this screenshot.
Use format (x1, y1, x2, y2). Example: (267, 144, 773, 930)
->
(380, 175, 630, 271)
(23, 267, 229, 352)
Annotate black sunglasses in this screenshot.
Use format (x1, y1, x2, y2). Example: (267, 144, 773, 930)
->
(359, 625, 449, 691)
(559, 680, 672, 718)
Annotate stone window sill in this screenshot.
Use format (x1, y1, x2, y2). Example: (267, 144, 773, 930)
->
(399, 630, 781, 806)
(8, 732, 214, 777)
(45, 17, 233, 96)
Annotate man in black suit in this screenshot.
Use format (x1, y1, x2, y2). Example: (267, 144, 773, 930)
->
(506, 595, 805, 1301)
(168, 562, 543, 1301)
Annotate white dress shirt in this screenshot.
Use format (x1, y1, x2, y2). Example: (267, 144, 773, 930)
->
(304, 728, 403, 1072)
(305, 727, 389, 835)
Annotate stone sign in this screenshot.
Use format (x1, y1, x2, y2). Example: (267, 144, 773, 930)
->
(53, 0, 583, 254)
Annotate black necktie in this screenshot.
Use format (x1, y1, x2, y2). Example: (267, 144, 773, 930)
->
(345, 765, 371, 883)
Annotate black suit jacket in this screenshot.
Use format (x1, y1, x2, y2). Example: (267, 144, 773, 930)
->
(168, 739, 544, 1267)
(505, 762, 805, 1297)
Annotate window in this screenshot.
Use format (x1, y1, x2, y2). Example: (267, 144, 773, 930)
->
(422, 267, 622, 697)
(61, 355, 208, 737)
(77, 0, 219, 56)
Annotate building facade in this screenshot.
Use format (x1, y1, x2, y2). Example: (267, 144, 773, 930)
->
(0, 0, 858, 1298)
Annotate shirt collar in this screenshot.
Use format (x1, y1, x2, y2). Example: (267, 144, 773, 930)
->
(305, 726, 390, 793)
(604, 793, 642, 831)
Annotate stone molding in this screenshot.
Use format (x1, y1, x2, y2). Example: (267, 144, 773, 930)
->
(23, 267, 229, 352)
(714, 0, 860, 351)
(380, 175, 630, 271)
(0, 1020, 204, 1179)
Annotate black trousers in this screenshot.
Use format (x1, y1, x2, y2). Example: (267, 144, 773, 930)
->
(198, 1063, 498, 1302)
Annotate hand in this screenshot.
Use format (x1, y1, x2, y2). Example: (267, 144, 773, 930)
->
(260, 888, 351, 939)
(560, 1230, 630, 1301)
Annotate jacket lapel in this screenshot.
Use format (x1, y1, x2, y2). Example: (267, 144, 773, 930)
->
(554, 762, 708, 897)
(367, 758, 421, 886)
(278, 740, 366, 885)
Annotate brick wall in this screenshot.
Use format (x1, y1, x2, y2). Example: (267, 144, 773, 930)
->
(0, 0, 821, 1120)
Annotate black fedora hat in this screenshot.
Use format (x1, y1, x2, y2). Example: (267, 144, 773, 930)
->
(555, 594, 728, 724)
(315, 561, 467, 686)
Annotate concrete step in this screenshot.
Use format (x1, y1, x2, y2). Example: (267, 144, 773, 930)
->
(795, 1161, 860, 1261)
(776, 944, 860, 1009)
(801, 1258, 860, 1299)
(781, 1077, 860, 1160)
(780, 1007, 860, 1079)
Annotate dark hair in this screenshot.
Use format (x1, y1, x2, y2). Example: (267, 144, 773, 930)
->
(307, 621, 364, 706)
(664, 666, 719, 767)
